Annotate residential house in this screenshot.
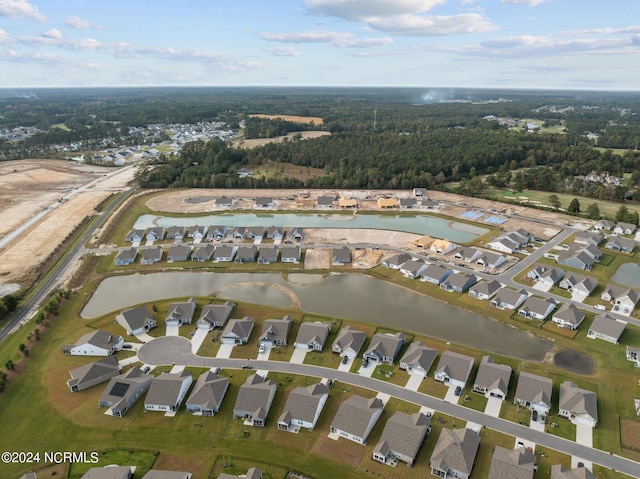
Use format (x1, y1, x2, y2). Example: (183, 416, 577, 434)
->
(473, 356, 511, 400)
(550, 464, 596, 479)
(286, 227, 304, 242)
(228, 226, 247, 240)
(421, 199, 440, 210)
(399, 198, 418, 209)
(518, 297, 557, 320)
(593, 219, 615, 231)
(217, 468, 262, 479)
(246, 226, 265, 240)
(399, 341, 437, 377)
(115, 247, 137, 266)
(468, 280, 502, 300)
(332, 325, 367, 359)
(294, 322, 331, 351)
(259, 315, 293, 346)
(377, 198, 398, 209)
(487, 446, 536, 479)
(82, 466, 133, 479)
(454, 247, 482, 263)
(145, 227, 165, 241)
(552, 304, 586, 330)
(574, 231, 605, 246)
(166, 226, 186, 241)
(475, 251, 507, 270)
(214, 196, 235, 208)
(419, 263, 451, 284)
(140, 246, 163, 265)
(486, 229, 532, 254)
(185, 371, 229, 416)
(363, 332, 406, 364)
(587, 314, 626, 344)
(266, 226, 284, 240)
(400, 259, 428, 280)
(490, 288, 529, 310)
(558, 381, 598, 428)
(165, 298, 197, 326)
(514, 372, 553, 414)
(235, 245, 258, 263)
(254, 197, 274, 208)
(67, 356, 121, 392)
(434, 351, 474, 388)
(601, 284, 639, 313)
(233, 374, 277, 427)
(191, 244, 214, 261)
(167, 245, 191, 262)
(207, 225, 228, 241)
(237, 168, 252, 178)
(614, 222, 637, 236)
(221, 317, 254, 345)
(257, 247, 279, 264)
(116, 306, 157, 336)
(141, 470, 192, 479)
(125, 229, 145, 243)
(558, 272, 598, 297)
(338, 198, 358, 209)
(440, 273, 477, 293)
(413, 188, 429, 197)
(63, 329, 124, 356)
(278, 382, 329, 432)
(429, 428, 480, 479)
(373, 412, 430, 467)
(213, 245, 235, 262)
(527, 263, 564, 286)
(605, 237, 636, 253)
(98, 366, 153, 417)
(316, 196, 335, 208)
(144, 371, 193, 413)
(430, 239, 456, 255)
(381, 253, 411, 269)
(280, 246, 301, 263)
(627, 346, 640, 367)
(196, 301, 234, 330)
(332, 246, 351, 265)
(329, 395, 384, 445)
(557, 243, 601, 271)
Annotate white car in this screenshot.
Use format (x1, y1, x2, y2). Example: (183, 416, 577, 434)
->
(258, 344, 266, 354)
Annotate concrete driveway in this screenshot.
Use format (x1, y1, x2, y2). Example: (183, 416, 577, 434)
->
(216, 343, 234, 358)
(166, 324, 179, 337)
(405, 373, 423, 392)
(337, 356, 353, 372)
(289, 348, 308, 364)
(484, 396, 503, 417)
(134, 332, 155, 343)
(443, 384, 461, 404)
(118, 355, 140, 367)
(529, 415, 545, 432)
(190, 329, 209, 354)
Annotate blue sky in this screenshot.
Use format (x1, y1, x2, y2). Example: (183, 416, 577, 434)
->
(1, 0, 639, 90)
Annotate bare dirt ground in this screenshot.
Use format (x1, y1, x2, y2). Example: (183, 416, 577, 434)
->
(235, 130, 330, 149)
(0, 160, 134, 284)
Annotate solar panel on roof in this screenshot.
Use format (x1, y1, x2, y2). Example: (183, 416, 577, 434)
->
(109, 382, 130, 397)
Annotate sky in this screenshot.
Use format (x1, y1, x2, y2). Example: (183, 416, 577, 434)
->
(1, 0, 639, 90)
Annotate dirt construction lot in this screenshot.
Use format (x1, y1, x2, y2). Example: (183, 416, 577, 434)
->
(0, 160, 134, 285)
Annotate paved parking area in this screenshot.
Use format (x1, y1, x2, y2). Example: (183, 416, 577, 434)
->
(484, 396, 503, 417)
(289, 348, 308, 364)
(216, 344, 234, 358)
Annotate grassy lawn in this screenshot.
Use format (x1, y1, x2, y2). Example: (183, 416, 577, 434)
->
(68, 450, 157, 478)
(461, 391, 489, 413)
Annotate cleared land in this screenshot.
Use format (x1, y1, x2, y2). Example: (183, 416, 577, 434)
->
(236, 130, 330, 149)
(247, 114, 324, 124)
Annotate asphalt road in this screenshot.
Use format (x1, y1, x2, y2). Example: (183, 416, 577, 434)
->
(139, 336, 640, 478)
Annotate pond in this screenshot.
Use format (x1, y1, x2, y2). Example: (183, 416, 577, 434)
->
(611, 263, 640, 289)
(82, 272, 551, 361)
(132, 213, 488, 243)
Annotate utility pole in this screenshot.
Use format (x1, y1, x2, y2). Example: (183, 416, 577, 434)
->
(373, 110, 377, 131)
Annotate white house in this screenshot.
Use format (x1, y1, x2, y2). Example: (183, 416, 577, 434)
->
(278, 382, 329, 432)
(62, 329, 124, 356)
(329, 395, 384, 445)
(144, 371, 193, 413)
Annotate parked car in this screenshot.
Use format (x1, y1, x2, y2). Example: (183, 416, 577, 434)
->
(241, 364, 253, 370)
(342, 355, 349, 365)
(454, 386, 462, 396)
(540, 414, 546, 424)
(532, 410, 538, 422)
(258, 344, 266, 354)
(121, 344, 133, 349)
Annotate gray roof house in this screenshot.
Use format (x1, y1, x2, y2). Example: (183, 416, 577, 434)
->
(115, 247, 137, 266)
(196, 301, 234, 330)
(552, 304, 586, 330)
(145, 227, 165, 241)
(487, 446, 536, 479)
(185, 371, 229, 416)
(221, 317, 254, 345)
(191, 244, 215, 261)
(517, 296, 557, 320)
(372, 412, 430, 467)
(558, 272, 597, 297)
(141, 470, 192, 479)
(418, 263, 450, 284)
(332, 246, 351, 265)
(235, 245, 258, 263)
(277, 382, 330, 432)
(514, 372, 553, 414)
(217, 468, 262, 479)
(144, 370, 193, 413)
(233, 374, 277, 427)
(399, 341, 438, 377)
(140, 246, 163, 265)
(246, 226, 265, 240)
(213, 245, 235, 262)
(63, 329, 124, 356)
(330, 395, 384, 445)
(187, 225, 208, 240)
(363, 332, 406, 364)
(574, 231, 605, 246)
(551, 464, 596, 479)
(440, 273, 478, 293)
(266, 226, 284, 240)
(98, 366, 153, 417)
(557, 243, 602, 271)
(207, 225, 228, 241)
(228, 226, 247, 240)
(67, 355, 121, 392)
(294, 322, 331, 351)
(587, 314, 626, 344)
(558, 380, 598, 428)
(286, 227, 304, 242)
(468, 280, 502, 300)
(614, 221, 637, 235)
(332, 325, 367, 358)
(116, 305, 157, 336)
(472, 356, 512, 400)
(214, 196, 235, 208)
(490, 288, 529, 310)
(429, 428, 480, 479)
(166, 226, 186, 241)
(526, 263, 564, 286)
(401, 259, 429, 280)
(280, 245, 301, 263)
(167, 245, 191, 262)
(257, 247, 279, 264)
(254, 197, 274, 208)
(259, 315, 293, 346)
(605, 237, 636, 253)
(381, 253, 411, 269)
(601, 284, 639, 313)
(454, 247, 482, 263)
(165, 298, 197, 325)
(125, 229, 145, 243)
(434, 351, 474, 388)
(82, 466, 133, 479)
(475, 251, 507, 270)
(317, 196, 335, 208)
(593, 219, 615, 231)
(399, 197, 418, 209)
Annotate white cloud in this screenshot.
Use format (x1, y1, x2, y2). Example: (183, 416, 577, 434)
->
(0, 28, 11, 43)
(65, 16, 101, 30)
(367, 13, 496, 36)
(562, 25, 640, 36)
(265, 46, 301, 57)
(0, 0, 46, 22)
(501, 0, 547, 5)
(304, 0, 447, 20)
(260, 30, 393, 48)
(42, 28, 62, 39)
